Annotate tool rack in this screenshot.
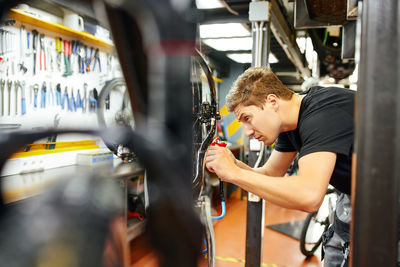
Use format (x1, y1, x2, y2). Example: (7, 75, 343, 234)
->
(0, 6, 122, 132)
(0, 6, 145, 241)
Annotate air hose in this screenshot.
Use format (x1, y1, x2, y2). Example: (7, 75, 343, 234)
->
(212, 181, 226, 221)
(210, 137, 227, 221)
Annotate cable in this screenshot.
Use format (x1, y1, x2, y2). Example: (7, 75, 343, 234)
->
(212, 180, 226, 221)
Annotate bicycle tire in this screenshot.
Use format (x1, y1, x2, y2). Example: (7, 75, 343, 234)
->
(300, 210, 329, 257)
(97, 78, 135, 157)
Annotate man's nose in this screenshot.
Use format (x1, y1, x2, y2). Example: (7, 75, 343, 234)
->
(244, 125, 254, 137)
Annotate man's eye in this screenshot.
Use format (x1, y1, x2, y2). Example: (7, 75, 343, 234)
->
(245, 116, 250, 121)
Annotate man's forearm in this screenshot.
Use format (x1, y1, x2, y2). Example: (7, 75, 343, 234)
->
(230, 168, 320, 213)
(235, 159, 268, 175)
(235, 159, 253, 171)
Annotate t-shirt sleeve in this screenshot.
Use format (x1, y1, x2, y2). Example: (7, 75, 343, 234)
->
(299, 106, 353, 158)
(275, 132, 296, 152)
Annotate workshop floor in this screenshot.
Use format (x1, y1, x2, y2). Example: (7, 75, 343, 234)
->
(130, 192, 322, 267)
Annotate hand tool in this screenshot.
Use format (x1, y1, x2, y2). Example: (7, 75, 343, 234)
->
(78, 44, 85, 73)
(18, 62, 27, 73)
(47, 82, 54, 106)
(71, 40, 75, 70)
(33, 84, 39, 109)
(56, 37, 62, 72)
(7, 79, 12, 116)
(0, 29, 5, 56)
(63, 40, 72, 76)
(40, 81, 46, 108)
(62, 87, 69, 110)
(25, 31, 31, 57)
(88, 90, 97, 112)
(211, 137, 227, 147)
(92, 48, 101, 72)
(107, 54, 112, 73)
(0, 79, 4, 116)
(86, 47, 93, 72)
(47, 40, 54, 72)
(31, 30, 38, 75)
(47, 114, 60, 150)
(21, 81, 26, 115)
(56, 83, 62, 106)
(70, 89, 76, 112)
(39, 34, 46, 71)
(71, 40, 79, 72)
(18, 26, 27, 74)
(14, 81, 19, 115)
(76, 89, 82, 109)
(82, 83, 87, 112)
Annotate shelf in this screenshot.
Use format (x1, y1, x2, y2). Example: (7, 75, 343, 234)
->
(8, 8, 114, 50)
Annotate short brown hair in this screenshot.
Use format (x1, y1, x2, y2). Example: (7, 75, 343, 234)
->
(226, 67, 294, 112)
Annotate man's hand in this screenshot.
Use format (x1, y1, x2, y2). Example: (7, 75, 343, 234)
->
(205, 146, 239, 182)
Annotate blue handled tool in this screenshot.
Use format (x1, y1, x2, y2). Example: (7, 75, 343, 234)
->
(21, 82, 26, 115)
(92, 48, 101, 72)
(47, 83, 54, 106)
(56, 83, 61, 106)
(62, 87, 69, 110)
(70, 90, 76, 112)
(88, 90, 97, 112)
(76, 89, 82, 109)
(40, 82, 46, 108)
(33, 84, 39, 109)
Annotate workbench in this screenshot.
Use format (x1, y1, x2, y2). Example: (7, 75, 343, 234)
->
(0, 158, 146, 241)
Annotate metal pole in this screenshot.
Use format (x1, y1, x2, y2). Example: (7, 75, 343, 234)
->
(245, 1, 271, 266)
(352, 0, 399, 266)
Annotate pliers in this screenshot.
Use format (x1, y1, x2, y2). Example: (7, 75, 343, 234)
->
(76, 89, 82, 109)
(78, 44, 85, 73)
(62, 87, 69, 110)
(39, 34, 46, 71)
(63, 40, 72, 76)
(88, 89, 97, 112)
(70, 89, 77, 112)
(92, 48, 101, 72)
(56, 83, 62, 106)
(40, 81, 46, 108)
(21, 82, 26, 115)
(56, 37, 62, 72)
(86, 47, 93, 72)
(47, 83, 54, 106)
(33, 84, 39, 109)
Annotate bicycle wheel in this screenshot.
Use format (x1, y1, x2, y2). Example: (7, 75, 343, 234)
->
(300, 209, 330, 257)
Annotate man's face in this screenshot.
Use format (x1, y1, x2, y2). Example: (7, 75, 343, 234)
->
(234, 102, 281, 145)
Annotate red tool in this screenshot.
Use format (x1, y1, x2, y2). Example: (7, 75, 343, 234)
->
(39, 34, 46, 71)
(211, 137, 227, 147)
(127, 210, 144, 221)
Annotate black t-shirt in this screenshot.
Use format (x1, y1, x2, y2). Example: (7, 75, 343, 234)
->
(274, 86, 355, 194)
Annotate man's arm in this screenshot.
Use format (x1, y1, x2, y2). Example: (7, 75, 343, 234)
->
(205, 147, 335, 213)
(234, 149, 297, 176)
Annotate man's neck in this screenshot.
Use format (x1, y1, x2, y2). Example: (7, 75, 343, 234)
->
(281, 94, 305, 132)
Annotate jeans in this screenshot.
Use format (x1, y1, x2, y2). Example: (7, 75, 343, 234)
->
(322, 194, 350, 267)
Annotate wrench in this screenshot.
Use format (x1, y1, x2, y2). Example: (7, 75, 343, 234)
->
(14, 81, 19, 115)
(33, 84, 39, 109)
(0, 79, 5, 116)
(21, 81, 26, 115)
(7, 80, 12, 116)
(82, 83, 88, 113)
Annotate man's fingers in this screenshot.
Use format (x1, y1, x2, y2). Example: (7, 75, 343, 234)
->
(205, 162, 215, 173)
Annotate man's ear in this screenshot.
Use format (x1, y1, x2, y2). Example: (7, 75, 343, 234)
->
(266, 94, 279, 111)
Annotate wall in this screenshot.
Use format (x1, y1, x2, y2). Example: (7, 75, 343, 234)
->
(217, 61, 246, 145)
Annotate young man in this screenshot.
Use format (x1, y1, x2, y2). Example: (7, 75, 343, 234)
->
(205, 67, 355, 267)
